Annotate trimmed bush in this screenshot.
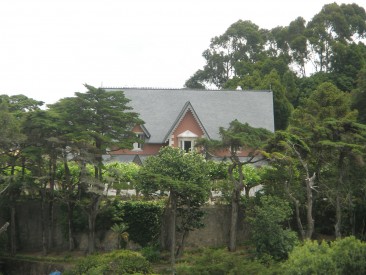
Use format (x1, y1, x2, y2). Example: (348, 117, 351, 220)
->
(118, 200, 164, 246)
(63, 250, 152, 275)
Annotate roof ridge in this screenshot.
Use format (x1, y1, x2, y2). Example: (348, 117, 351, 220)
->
(102, 87, 271, 93)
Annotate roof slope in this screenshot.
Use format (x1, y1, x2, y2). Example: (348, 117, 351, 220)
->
(104, 88, 275, 143)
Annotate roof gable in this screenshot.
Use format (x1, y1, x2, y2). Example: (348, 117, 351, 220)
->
(103, 88, 275, 143)
(164, 101, 209, 142)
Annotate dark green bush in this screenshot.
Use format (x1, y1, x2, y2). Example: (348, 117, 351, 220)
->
(247, 195, 299, 260)
(63, 250, 152, 275)
(117, 200, 164, 246)
(60, 198, 164, 248)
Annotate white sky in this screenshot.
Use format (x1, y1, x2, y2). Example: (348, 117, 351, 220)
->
(0, 0, 365, 105)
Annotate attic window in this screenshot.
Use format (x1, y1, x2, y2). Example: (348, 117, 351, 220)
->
(178, 130, 198, 153)
(132, 133, 144, 151)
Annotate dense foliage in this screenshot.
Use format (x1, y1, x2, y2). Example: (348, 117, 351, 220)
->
(282, 236, 366, 275)
(175, 248, 276, 275)
(137, 147, 211, 263)
(110, 199, 164, 247)
(247, 195, 299, 260)
(63, 250, 152, 275)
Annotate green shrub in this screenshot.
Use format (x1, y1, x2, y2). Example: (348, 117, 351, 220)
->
(175, 248, 274, 275)
(140, 245, 161, 263)
(118, 200, 164, 246)
(247, 195, 299, 260)
(282, 240, 337, 274)
(282, 236, 366, 275)
(63, 250, 152, 275)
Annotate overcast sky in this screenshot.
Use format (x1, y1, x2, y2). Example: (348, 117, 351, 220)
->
(0, 0, 365, 105)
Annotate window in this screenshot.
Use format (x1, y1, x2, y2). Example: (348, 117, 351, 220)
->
(177, 130, 198, 153)
(180, 139, 194, 153)
(133, 133, 144, 151)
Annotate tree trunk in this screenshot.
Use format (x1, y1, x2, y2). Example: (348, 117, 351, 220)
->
(169, 191, 177, 273)
(160, 205, 169, 250)
(335, 195, 342, 238)
(305, 173, 315, 239)
(40, 190, 48, 255)
(349, 194, 356, 236)
(229, 188, 240, 252)
(88, 212, 96, 254)
(291, 142, 315, 240)
(48, 156, 57, 250)
(87, 195, 101, 254)
(48, 200, 54, 250)
(293, 197, 305, 240)
(335, 153, 345, 238)
(67, 202, 75, 251)
(10, 205, 16, 255)
(176, 230, 189, 259)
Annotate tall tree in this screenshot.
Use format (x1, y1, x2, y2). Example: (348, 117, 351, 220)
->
(22, 109, 61, 254)
(0, 103, 26, 255)
(185, 20, 266, 89)
(198, 120, 272, 251)
(49, 84, 142, 253)
(306, 3, 366, 73)
(265, 131, 316, 240)
(291, 82, 366, 237)
(137, 147, 210, 271)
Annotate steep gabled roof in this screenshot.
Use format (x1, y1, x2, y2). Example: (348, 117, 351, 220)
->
(163, 101, 209, 142)
(103, 88, 275, 143)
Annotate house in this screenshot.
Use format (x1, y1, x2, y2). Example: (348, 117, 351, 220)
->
(103, 88, 274, 163)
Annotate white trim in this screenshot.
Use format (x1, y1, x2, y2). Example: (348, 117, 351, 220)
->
(177, 130, 199, 138)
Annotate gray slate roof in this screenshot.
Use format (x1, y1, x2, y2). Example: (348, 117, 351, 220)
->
(104, 88, 275, 143)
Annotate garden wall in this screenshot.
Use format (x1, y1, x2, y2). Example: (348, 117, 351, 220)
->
(0, 201, 249, 253)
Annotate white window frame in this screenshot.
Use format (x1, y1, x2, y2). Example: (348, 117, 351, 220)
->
(179, 138, 195, 152)
(132, 133, 144, 151)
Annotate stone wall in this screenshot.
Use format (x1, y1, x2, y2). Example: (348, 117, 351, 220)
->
(185, 205, 249, 248)
(0, 201, 249, 253)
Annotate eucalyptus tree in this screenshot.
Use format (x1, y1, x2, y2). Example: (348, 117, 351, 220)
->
(306, 3, 366, 73)
(185, 20, 266, 89)
(287, 17, 309, 76)
(137, 147, 210, 269)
